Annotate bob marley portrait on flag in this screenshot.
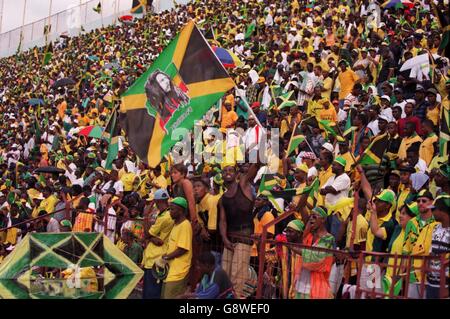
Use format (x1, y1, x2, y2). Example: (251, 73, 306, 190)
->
(145, 69, 190, 129)
(120, 20, 235, 168)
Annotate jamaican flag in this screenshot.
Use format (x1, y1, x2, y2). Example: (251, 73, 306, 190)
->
(439, 100, 450, 156)
(131, 0, 146, 14)
(270, 178, 320, 206)
(276, 91, 296, 110)
(258, 173, 279, 193)
(120, 20, 235, 168)
(93, 2, 102, 13)
(286, 122, 305, 157)
(319, 120, 345, 142)
(105, 109, 120, 169)
(359, 133, 389, 165)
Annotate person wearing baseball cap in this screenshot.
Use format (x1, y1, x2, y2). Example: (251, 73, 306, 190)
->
(161, 196, 192, 299)
(142, 188, 174, 299)
(403, 189, 438, 298)
(320, 156, 351, 208)
(362, 187, 397, 265)
(426, 195, 450, 299)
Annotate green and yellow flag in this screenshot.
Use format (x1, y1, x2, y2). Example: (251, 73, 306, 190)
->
(319, 119, 345, 142)
(286, 122, 305, 157)
(120, 21, 235, 167)
(93, 2, 102, 13)
(439, 100, 450, 156)
(359, 133, 389, 165)
(105, 109, 120, 170)
(131, 0, 146, 14)
(276, 91, 296, 110)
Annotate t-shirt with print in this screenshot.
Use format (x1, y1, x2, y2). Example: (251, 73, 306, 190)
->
(426, 224, 450, 288)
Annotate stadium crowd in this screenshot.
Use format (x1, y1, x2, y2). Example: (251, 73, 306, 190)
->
(0, 0, 449, 299)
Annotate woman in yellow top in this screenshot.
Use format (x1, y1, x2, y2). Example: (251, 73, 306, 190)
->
(425, 88, 440, 126)
(383, 202, 419, 297)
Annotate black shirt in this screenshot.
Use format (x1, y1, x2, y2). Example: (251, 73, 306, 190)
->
(377, 57, 395, 84)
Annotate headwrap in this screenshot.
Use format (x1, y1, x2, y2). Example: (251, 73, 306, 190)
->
(312, 206, 328, 218)
(286, 219, 305, 232)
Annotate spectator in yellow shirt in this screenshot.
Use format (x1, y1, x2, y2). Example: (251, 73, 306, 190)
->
(318, 100, 337, 122)
(161, 197, 193, 299)
(142, 189, 174, 299)
(337, 60, 359, 104)
(419, 120, 439, 166)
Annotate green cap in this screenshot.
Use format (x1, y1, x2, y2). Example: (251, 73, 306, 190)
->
(375, 189, 396, 206)
(312, 206, 328, 218)
(417, 189, 434, 201)
(170, 197, 188, 210)
(438, 164, 450, 179)
(60, 220, 72, 229)
(334, 156, 347, 168)
(430, 195, 450, 212)
(66, 155, 74, 161)
(88, 153, 96, 159)
(287, 219, 305, 232)
(405, 202, 419, 217)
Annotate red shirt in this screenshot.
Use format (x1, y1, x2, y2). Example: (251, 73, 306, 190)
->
(397, 116, 422, 137)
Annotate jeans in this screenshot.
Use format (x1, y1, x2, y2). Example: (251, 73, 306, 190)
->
(142, 268, 162, 299)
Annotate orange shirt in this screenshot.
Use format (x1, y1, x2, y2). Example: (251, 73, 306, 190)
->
(338, 69, 359, 100)
(57, 101, 67, 119)
(318, 107, 337, 122)
(73, 210, 94, 232)
(221, 110, 238, 128)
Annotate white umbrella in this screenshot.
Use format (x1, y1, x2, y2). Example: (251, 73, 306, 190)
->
(400, 53, 441, 72)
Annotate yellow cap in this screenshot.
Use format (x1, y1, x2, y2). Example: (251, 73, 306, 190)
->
(295, 163, 309, 174)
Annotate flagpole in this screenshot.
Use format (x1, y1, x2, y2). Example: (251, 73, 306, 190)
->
(100, 0, 104, 27)
(0, 0, 4, 34)
(236, 87, 265, 133)
(19, 0, 27, 52)
(46, 0, 52, 44)
(335, 120, 358, 165)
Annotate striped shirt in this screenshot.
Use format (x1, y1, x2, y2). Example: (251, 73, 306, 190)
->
(73, 209, 95, 232)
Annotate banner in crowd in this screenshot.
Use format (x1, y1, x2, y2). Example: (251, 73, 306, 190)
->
(0, 233, 143, 299)
(120, 20, 235, 167)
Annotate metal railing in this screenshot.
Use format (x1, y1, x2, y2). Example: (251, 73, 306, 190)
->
(0, 0, 193, 58)
(0, 0, 134, 58)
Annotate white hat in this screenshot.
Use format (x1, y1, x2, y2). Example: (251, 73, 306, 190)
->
(235, 33, 245, 41)
(381, 95, 390, 100)
(406, 99, 416, 105)
(378, 114, 390, 122)
(322, 142, 334, 153)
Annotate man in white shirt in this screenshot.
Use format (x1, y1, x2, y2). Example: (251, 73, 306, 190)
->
(100, 170, 124, 196)
(406, 143, 427, 174)
(320, 157, 351, 208)
(393, 88, 407, 118)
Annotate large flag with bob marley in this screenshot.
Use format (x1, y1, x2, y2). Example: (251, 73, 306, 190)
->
(120, 20, 235, 167)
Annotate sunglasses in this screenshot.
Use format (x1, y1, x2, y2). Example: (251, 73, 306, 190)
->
(417, 198, 430, 203)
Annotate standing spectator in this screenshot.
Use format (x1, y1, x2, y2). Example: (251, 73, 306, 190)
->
(161, 197, 193, 299)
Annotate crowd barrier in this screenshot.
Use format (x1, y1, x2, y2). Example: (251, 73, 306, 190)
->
(1, 205, 448, 299)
